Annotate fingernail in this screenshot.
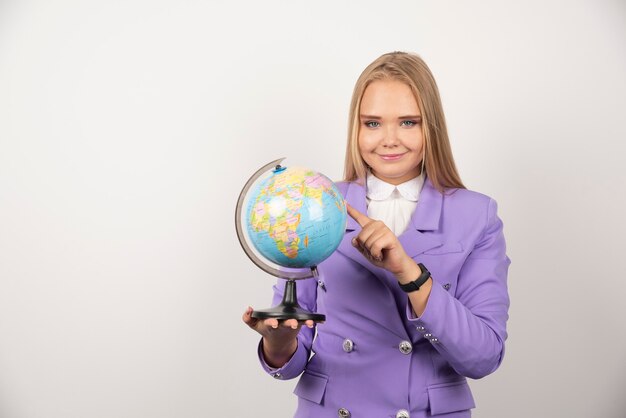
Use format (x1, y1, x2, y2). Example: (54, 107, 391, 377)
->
(351, 238, 358, 247)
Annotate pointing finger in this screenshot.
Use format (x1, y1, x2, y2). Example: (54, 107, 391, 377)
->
(346, 203, 372, 228)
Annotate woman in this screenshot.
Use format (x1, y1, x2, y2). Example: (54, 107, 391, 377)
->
(243, 51, 510, 418)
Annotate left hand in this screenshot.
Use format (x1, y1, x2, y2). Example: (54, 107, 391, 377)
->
(346, 204, 418, 281)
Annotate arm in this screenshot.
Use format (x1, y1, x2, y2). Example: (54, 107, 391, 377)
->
(408, 198, 510, 379)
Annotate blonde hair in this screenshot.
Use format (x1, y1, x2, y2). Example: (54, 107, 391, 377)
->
(343, 51, 465, 192)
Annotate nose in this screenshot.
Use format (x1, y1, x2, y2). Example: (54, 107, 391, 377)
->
(382, 125, 399, 147)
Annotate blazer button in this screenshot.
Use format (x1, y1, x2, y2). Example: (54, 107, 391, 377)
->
(342, 339, 354, 353)
(396, 409, 410, 418)
(338, 407, 351, 417)
(399, 340, 412, 355)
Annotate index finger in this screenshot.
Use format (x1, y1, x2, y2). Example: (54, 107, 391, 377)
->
(346, 203, 371, 227)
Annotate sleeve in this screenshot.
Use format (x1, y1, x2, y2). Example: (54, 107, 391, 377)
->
(407, 198, 511, 379)
(257, 276, 318, 380)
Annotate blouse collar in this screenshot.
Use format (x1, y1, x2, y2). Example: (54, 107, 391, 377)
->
(366, 171, 425, 202)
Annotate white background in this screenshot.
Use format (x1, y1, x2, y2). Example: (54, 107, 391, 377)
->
(1, 1, 625, 417)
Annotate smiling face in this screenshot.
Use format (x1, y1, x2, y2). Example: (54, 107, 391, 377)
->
(357, 79, 424, 185)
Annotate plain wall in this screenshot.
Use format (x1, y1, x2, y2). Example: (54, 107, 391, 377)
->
(1, 1, 625, 417)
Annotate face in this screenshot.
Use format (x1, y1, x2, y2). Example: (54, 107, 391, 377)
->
(358, 79, 424, 185)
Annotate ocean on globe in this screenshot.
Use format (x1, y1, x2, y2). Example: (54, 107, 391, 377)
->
(245, 166, 347, 268)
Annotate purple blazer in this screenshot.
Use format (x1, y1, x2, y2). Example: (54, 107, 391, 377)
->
(258, 178, 510, 418)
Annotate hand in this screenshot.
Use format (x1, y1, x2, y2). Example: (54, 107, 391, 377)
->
(242, 306, 315, 336)
(346, 204, 420, 283)
(242, 306, 314, 368)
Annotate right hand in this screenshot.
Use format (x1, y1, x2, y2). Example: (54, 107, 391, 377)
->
(242, 306, 314, 368)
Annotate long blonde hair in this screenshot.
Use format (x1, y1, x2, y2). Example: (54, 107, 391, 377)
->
(343, 51, 464, 192)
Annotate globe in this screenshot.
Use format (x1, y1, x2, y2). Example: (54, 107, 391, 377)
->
(245, 165, 347, 269)
(235, 158, 345, 321)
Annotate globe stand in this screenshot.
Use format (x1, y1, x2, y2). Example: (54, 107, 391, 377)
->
(251, 279, 326, 322)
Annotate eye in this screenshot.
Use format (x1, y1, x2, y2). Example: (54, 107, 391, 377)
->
(364, 121, 380, 128)
(401, 120, 419, 127)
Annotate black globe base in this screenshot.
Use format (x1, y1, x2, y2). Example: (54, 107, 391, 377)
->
(251, 279, 326, 322)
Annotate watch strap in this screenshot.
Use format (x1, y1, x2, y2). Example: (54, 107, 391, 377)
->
(399, 263, 431, 293)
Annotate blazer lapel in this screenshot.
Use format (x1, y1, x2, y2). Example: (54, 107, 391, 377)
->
(398, 177, 444, 257)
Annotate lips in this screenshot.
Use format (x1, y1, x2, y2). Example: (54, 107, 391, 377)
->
(379, 153, 405, 161)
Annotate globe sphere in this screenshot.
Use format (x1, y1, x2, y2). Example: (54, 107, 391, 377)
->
(245, 166, 346, 268)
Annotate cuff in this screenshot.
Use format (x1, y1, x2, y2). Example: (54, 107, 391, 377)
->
(406, 281, 447, 345)
(257, 337, 308, 380)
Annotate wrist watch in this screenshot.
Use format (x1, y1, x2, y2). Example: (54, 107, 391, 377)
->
(398, 263, 431, 293)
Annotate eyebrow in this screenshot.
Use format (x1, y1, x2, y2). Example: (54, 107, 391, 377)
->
(359, 114, 422, 119)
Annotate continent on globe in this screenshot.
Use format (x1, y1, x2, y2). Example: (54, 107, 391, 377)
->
(246, 166, 347, 268)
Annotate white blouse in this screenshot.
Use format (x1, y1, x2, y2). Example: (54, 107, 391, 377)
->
(366, 172, 425, 236)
